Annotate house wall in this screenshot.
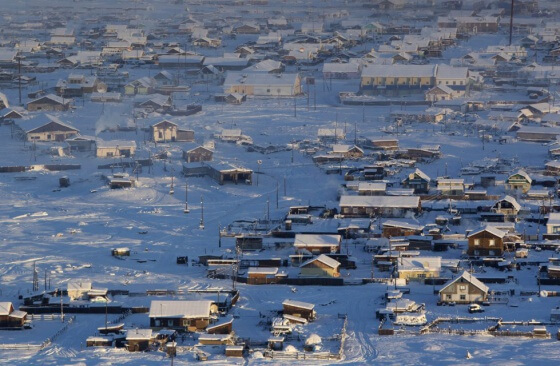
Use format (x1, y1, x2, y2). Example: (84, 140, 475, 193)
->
(96, 146, 136, 158)
(439, 282, 487, 304)
(185, 149, 213, 163)
(300, 261, 339, 277)
(283, 305, 314, 320)
(27, 102, 68, 112)
(152, 126, 177, 142)
(27, 130, 77, 142)
(398, 269, 439, 280)
(468, 232, 504, 256)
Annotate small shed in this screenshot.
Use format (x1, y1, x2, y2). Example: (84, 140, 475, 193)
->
(225, 345, 245, 357)
(282, 299, 316, 321)
(235, 235, 263, 251)
(112, 248, 130, 257)
(86, 336, 113, 347)
(126, 329, 152, 352)
(268, 336, 285, 350)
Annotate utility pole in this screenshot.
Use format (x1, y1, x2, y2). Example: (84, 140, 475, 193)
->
(199, 195, 204, 230)
(17, 56, 22, 106)
(276, 180, 279, 209)
(184, 180, 189, 213)
(218, 224, 222, 248)
(169, 175, 174, 195)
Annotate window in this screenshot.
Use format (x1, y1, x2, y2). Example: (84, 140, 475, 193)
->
(453, 81, 456, 85)
(460, 295, 466, 300)
(489, 239, 495, 246)
(459, 285, 466, 291)
(155, 320, 161, 326)
(158, 132, 163, 138)
(352, 208, 359, 214)
(183, 319, 189, 326)
(107, 152, 114, 157)
(474, 239, 480, 246)
(47, 134, 51, 140)
(446, 294, 452, 300)
(168, 320, 173, 327)
(267, 89, 270, 92)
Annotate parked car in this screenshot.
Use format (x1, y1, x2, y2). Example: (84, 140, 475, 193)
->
(468, 304, 484, 313)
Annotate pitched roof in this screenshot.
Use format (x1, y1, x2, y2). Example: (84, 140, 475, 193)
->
(301, 254, 341, 269)
(439, 271, 489, 294)
(0, 302, 13, 316)
(467, 226, 506, 239)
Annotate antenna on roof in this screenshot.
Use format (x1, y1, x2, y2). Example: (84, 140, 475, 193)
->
(509, 0, 515, 46)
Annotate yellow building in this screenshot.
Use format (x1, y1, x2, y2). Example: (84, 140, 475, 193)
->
(360, 64, 437, 96)
(299, 254, 340, 277)
(397, 256, 441, 280)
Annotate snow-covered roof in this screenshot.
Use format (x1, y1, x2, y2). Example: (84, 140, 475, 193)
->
(495, 195, 521, 211)
(148, 300, 213, 319)
(282, 299, 315, 310)
(294, 234, 341, 247)
(440, 271, 489, 294)
(339, 195, 420, 208)
(247, 267, 278, 275)
(382, 220, 423, 231)
(398, 256, 441, 271)
(126, 329, 152, 340)
(301, 254, 341, 269)
(361, 64, 436, 78)
(0, 302, 12, 315)
(96, 140, 137, 149)
(468, 226, 506, 239)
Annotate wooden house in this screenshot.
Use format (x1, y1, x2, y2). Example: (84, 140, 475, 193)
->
(425, 85, 455, 102)
(491, 195, 521, 219)
(299, 254, 341, 277)
(339, 195, 421, 218)
(151, 120, 194, 143)
(66, 136, 95, 152)
(282, 300, 316, 321)
(235, 235, 263, 251)
(198, 333, 233, 345)
(516, 126, 560, 142)
(360, 64, 437, 96)
(96, 140, 136, 158)
(506, 170, 532, 194)
(357, 182, 387, 196)
(223, 72, 302, 97)
(330, 144, 364, 158)
(247, 267, 279, 284)
(0, 302, 27, 328)
(183, 146, 213, 163)
(126, 329, 153, 352)
(382, 220, 424, 238)
(369, 138, 399, 151)
(546, 213, 560, 235)
(436, 178, 464, 196)
(17, 115, 79, 142)
(124, 77, 156, 95)
(401, 168, 431, 194)
(27, 94, 71, 112)
(86, 336, 113, 347)
(397, 256, 441, 280)
(439, 271, 489, 304)
(149, 300, 216, 331)
(225, 345, 245, 357)
(293, 234, 341, 254)
(153, 71, 176, 87)
(467, 226, 506, 257)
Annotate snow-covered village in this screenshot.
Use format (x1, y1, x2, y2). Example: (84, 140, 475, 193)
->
(1, 0, 560, 364)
